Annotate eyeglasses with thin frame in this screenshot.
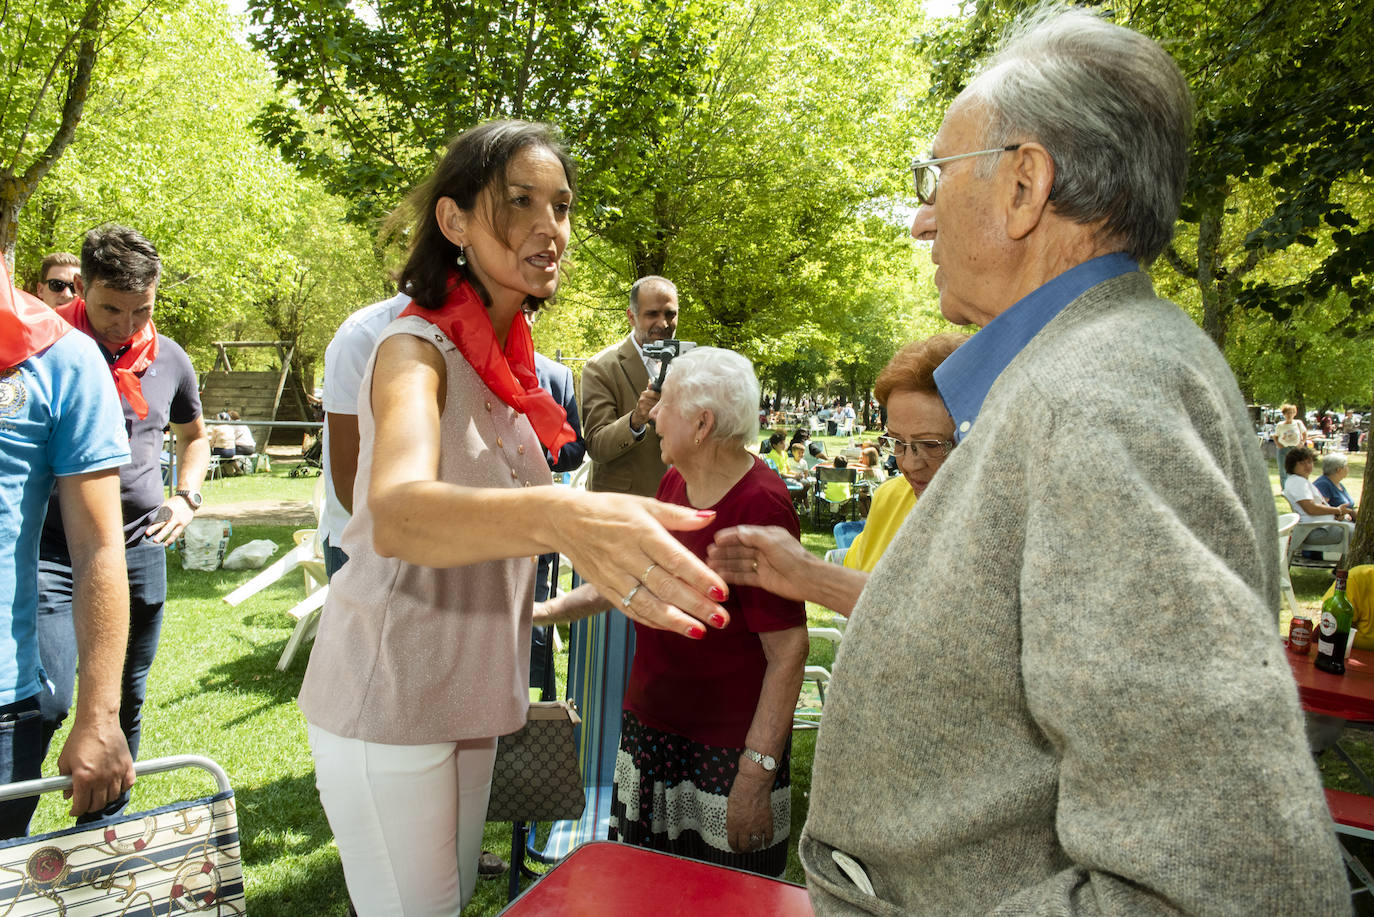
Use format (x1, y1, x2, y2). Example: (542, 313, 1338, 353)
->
(910, 144, 1021, 206)
(877, 434, 955, 461)
(45, 278, 77, 294)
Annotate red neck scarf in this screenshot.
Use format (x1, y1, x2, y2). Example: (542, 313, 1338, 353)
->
(0, 261, 71, 372)
(401, 277, 575, 454)
(56, 298, 158, 420)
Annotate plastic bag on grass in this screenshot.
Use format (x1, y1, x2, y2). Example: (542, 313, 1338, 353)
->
(179, 519, 232, 571)
(221, 539, 278, 570)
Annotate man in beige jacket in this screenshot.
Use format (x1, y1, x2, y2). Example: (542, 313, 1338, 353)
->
(581, 276, 680, 496)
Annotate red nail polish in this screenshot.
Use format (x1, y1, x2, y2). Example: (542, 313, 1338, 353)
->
(695, 510, 716, 519)
(709, 613, 726, 628)
(709, 586, 727, 601)
(688, 625, 707, 640)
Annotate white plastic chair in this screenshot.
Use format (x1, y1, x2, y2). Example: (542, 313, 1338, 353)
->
(276, 479, 329, 670)
(1277, 513, 1302, 618)
(795, 627, 844, 731)
(1282, 495, 1352, 570)
(221, 536, 314, 606)
(222, 478, 328, 607)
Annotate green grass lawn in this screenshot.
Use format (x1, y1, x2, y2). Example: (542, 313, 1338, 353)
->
(33, 512, 837, 916)
(33, 447, 1371, 914)
(199, 459, 322, 508)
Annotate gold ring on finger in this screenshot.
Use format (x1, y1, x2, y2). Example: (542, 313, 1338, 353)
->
(640, 563, 658, 582)
(752, 560, 758, 573)
(621, 585, 643, 608)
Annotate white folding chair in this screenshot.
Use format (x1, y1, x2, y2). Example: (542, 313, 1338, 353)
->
(1282, 496, 1352, 570)
(795, 627, 844, 730)
(221, 537, 313, 606)
(276, 481, 330, 669)
(1277, 513, 1302, 618)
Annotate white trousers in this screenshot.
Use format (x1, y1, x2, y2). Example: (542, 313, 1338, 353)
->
(308, 724, 498, 917)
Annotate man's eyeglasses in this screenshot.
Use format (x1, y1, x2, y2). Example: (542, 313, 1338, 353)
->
(910, 144, 1021, 206)
(877, 434, 955, 461)
(45, 278, 76, 294)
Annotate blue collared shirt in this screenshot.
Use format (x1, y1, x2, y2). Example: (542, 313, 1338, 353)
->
(934, 252, 1138, 442)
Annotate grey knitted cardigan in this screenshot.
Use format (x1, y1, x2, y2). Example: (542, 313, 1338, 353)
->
(801, 272, 1350, 915)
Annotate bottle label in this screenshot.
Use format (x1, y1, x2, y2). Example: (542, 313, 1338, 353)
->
(1320, 612, 1338, 636)
(1318, 639, 1334, 655)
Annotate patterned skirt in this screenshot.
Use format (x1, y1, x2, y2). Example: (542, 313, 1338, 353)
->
(608, 710, 791, 877)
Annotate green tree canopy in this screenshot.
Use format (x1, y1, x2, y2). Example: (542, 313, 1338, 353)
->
(15, 0, 386, 375)
(916, 0, 1373, 396)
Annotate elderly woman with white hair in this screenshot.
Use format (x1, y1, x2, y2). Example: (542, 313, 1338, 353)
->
(1314, 451, 1358, 517)
(536, 346, 808, 876)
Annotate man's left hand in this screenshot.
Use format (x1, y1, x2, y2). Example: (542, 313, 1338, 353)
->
(146, 497, 194, 544)
(58, 715, 134, 817)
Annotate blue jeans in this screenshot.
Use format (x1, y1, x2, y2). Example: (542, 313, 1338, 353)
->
(1277, 446, 1293, 486)
(37, 537, 167, 822)
(529, 553, 560, 699)
(0, 695, 44, 839)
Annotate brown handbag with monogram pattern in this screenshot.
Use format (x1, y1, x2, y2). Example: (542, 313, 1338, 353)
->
(486, 701, 586, 823)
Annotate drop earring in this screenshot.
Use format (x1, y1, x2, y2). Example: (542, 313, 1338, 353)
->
(455, 246, 467, 267)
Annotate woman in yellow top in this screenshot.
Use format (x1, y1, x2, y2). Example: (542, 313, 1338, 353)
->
(1323, 566, 1374, 651)
(708, 333, 964, 615)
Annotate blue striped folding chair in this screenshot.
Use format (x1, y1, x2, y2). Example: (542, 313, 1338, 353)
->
(510, 592, 636, 898)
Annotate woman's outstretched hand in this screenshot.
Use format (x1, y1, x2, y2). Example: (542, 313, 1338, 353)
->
(551, 490, 731, 639)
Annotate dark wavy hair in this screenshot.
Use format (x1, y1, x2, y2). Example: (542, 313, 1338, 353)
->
(82, 225, 160, 292)
(1285, 446, 1316, 475)
(392, 120, 576, 312)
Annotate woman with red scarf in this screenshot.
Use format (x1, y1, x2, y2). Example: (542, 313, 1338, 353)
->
(297, 121, 731, 916)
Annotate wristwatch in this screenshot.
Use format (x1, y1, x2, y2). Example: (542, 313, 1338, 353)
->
(176, 490, 203, 510)
(742, 748, 776, 772)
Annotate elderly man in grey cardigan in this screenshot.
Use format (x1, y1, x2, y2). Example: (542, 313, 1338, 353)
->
(789, 6, 1350, 915)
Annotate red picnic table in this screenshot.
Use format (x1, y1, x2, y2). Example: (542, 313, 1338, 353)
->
(497, 841, 815, 916)
(1288, 646, 1374, 895)
(1286, 646, 1374, 722)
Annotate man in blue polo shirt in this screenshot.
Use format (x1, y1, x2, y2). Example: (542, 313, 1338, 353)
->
(39, 225, 210, 822)
(0, 260, 134, 838)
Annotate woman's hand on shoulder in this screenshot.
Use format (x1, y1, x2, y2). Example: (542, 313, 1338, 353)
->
(548, 491, 731, 639)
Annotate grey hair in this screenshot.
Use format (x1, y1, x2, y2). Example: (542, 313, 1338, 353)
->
(662, 347, 760, 447)
(966, 4, 1193, 264)
(1322, 453, 1349, 476)
(629, 275, 677, 313)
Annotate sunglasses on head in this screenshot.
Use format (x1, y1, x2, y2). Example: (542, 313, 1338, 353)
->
(45, 278, 76, 294)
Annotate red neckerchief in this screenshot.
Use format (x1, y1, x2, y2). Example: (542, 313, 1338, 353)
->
(400, 276, 575, 453)
(0, 261, 71, 372)
(56, 298, 158, 420)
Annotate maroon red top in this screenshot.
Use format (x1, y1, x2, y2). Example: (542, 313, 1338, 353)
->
(623, 457, 806, 747)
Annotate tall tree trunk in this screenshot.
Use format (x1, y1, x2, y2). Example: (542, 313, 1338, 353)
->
(1163, 190, 1262, 356)
(1349, 384, 1374, 567)
(1196, 203, 1228, 350)
(0, 185, 21, 272)
(0, 0, 105, 264)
